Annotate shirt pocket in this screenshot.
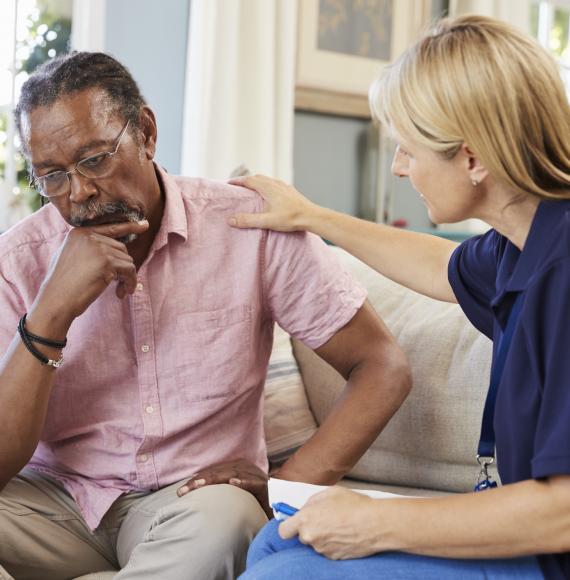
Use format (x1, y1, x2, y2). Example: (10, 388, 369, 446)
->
(175, 304, 252, 401)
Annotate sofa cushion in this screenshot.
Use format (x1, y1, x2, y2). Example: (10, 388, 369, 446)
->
(264, 324, 318, 468)
(73, 573, 116, 580)
(293, 247, 495, 493)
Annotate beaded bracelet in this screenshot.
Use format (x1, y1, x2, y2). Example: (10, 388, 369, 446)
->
(18, 314, 66, 368)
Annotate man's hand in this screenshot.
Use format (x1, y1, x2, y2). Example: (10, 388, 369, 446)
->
(177, 459, 272, 518)
(32, 220, 149, 331)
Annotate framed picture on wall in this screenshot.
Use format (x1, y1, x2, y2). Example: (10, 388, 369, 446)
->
(295, 0, 432, 118)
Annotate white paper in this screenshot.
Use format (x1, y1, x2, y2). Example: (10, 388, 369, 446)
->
(268, 478, 408, 510)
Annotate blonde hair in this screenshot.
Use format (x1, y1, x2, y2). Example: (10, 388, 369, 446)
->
(369, 14, 570, 200)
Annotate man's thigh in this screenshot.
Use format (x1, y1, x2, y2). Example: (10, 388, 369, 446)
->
(0, 469, 117, 580)
(116, 482, 267, 580)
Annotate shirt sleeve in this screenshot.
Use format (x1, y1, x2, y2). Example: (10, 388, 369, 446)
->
(262, 231, 367, 349)
(448, 230, 502, 339)
(0, 268, 26, 356)
(525, 258, 570, 478)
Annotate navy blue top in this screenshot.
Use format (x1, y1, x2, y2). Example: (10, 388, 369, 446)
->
(448, 200, 570, 580)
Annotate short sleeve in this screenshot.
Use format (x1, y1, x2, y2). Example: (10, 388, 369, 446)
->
(525, 259, 570, 478)
(0, 268, 25, 355)
(448, 230, 502, 338)
(263, 231, 366, 349)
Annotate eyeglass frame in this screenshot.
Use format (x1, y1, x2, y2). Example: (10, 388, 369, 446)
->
(30, 119, 131, 198)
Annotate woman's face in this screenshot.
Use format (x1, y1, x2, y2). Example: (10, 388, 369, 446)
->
(391, 134, 479, 225)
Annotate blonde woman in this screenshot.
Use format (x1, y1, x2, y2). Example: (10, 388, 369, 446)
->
(232, 15, 570, 580)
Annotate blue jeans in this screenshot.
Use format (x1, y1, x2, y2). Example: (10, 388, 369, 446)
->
(239, 520, 544, 580)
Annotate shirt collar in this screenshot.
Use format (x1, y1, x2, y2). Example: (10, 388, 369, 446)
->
(153, 163, 188, 249)
(492, 200, 570, 308)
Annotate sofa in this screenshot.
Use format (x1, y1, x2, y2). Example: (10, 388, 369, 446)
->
(72, 245, 494, 580)
(293, 246, 495, 496)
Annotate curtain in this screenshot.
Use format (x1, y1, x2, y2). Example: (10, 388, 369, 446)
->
(71, 0, 106, 52)
(180, 0, 297, 181)
(449, 0, 530, 32)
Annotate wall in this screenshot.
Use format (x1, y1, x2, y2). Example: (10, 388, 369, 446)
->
(103, 0, 446, 217)
(293, 112, 364, 216)
(293, 0, 449, 227)
(104, 0, 190, 174)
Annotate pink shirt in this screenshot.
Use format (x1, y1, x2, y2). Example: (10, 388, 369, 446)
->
(0, 166, 366, 530)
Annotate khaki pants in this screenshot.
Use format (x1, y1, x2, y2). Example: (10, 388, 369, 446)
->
(0, 469, 267, 580)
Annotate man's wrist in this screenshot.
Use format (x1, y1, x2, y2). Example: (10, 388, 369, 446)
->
(26, 301, 74, 341)
(275, 455, 342, 485)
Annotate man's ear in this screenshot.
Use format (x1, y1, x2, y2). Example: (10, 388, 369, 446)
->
(139, 106, 158, 160)
(460, 143, 488, 185)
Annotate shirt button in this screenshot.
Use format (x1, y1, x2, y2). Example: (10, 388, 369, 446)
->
(145, 405, 154, 414)
(138, 454, 148, 462)
(136, 282, 144, 292)
(141, 345, 150, 353)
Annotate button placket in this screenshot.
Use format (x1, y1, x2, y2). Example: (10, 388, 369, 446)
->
(131, 270, 161, 490)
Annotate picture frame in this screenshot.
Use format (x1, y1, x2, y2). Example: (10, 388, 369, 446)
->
(295, 0, 433, 118)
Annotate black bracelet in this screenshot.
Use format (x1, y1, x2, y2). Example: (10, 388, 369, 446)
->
(18, 314, 65, 368)
(20, 314, 67, 348)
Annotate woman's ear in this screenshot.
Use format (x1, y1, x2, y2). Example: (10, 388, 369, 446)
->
(461, 143, 489, 186)
(138, 106, 158, 160)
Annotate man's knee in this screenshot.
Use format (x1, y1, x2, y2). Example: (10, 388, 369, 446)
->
(117, 484, 268, 579)
(181, 483, 267, 551)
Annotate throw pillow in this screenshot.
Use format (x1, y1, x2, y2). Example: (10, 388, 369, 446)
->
(264, 324, 318, 469)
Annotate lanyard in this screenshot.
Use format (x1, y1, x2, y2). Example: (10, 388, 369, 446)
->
(474, 292, 524, 492)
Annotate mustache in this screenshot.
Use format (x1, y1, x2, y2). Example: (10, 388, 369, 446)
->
(70, 201, 144, 227)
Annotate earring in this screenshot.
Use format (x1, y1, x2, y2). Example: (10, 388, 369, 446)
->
(471, 179, 479, 186)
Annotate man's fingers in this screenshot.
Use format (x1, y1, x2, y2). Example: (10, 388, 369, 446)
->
(90, 219, 149, 239)
(177, 473, 228, 496)
(177, 478, 204, 497)
(116, 282, 124, 300)
(176, 460, 268, 498)
(109, 256, 138, 299)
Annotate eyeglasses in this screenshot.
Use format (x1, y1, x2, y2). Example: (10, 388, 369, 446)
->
(31, 120, 131, 198)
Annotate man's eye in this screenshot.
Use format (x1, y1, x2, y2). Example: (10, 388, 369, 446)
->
(43, 171, 66, 183)
(81, 153, 107, 168)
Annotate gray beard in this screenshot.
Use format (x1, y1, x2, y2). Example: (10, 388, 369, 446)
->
(70, 201, 145, 244)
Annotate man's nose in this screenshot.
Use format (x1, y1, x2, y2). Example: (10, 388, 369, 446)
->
(391, 147, 409, 178)
(68, 170, 98, 204)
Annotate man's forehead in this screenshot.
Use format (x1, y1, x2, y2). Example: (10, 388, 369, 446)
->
(22, 88, 123, 160)
(23, 88, 119, 139)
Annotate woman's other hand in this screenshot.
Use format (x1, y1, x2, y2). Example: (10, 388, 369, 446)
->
(228, 174, 317, 232)
(279, 486, 389, 560)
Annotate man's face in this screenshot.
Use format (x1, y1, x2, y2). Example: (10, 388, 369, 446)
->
(21, 87, 158, 235)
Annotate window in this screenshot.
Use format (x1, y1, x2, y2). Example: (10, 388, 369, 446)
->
(0, 0, 71, 232)
(531, 0, 570, 91)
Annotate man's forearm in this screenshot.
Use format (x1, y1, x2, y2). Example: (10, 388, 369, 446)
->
(276, 353, 411, 484)
(0, 307, 70, 490)
(0, 220, 146, 490)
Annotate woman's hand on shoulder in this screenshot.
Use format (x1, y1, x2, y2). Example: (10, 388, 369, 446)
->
(228, 174, 317, 233)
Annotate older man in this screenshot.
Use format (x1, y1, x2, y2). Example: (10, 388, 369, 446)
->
(0, 52, 411, 580)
